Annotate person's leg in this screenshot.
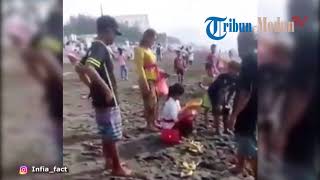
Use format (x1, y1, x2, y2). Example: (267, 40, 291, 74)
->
(102, 139, 112, 169)
(212, 108, 221, 134)
(204, 108, 209, 127)
(230, 135, 247, 175)
(103, 140, 131, 175)
(181, 72, 184, 84)
(120, 65, 124, 80)
(144, 82, 158, 131)
(222, 108, 231, 134)
(124, 66, 128, 80)
(248, 158, 257, 178)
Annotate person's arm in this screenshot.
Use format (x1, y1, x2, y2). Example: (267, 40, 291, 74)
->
(82, 43, 113, 101)
(75, 63, 91, 88)
(134, 47, 149, 93)
(229, 56, 255, 129)
(199, 83, 209, 90)
(232, 89, 251, 116)
(22, 47, 62, 84)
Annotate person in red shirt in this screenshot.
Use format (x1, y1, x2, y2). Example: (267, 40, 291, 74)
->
(174, 50, 187, 84)
(206, 44, 220, 77)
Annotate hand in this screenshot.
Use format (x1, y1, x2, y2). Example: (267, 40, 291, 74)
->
(163, 72, 170, 78)
(141, 85, 151, 97)
(105, 92, 113, 103)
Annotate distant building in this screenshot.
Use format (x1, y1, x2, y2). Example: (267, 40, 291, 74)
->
(115, 14, 150, 32)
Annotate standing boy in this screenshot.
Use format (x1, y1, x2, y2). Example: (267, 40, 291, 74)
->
(229, 32, 258, 178)
(75, 16, 132, 176)
(174, 50, 187, 84)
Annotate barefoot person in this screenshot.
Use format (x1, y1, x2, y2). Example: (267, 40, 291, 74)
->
(174, 50, 186, 84)
(75, 15, 132, 177)
(206, 44, 220, 77)
(207, 61, 239, 135)
(117, 48, 128, 80)
(229, 32, 257, 178)
(134, 29, 162, 132)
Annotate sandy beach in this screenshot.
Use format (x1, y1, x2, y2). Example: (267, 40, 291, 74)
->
(63, 51, 252, 180)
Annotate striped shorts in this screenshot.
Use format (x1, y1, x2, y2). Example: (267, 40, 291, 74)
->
(95, 107, 122, 142)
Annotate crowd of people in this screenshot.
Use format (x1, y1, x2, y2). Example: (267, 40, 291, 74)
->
(3, 0, 318, 179)
(71, 14, 261, 178)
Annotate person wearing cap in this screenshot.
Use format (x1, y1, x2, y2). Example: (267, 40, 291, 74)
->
(134, 28, 160, 132)
(12, 0, 64, 166)
(75, 15, 133, 177)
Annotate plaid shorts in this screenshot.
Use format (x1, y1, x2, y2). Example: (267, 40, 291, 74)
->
(95, 107, 122, 141)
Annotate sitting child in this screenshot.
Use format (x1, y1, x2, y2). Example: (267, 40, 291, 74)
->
(160, 83, 194, 137)
(207, 61, 240, 135)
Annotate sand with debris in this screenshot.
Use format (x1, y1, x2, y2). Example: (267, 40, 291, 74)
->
(63, 51, 252, 180)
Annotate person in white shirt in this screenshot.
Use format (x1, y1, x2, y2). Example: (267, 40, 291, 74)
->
(160, 83, 196, 137)
(160, 83, 184, 129)
(187, 46, 194, 65)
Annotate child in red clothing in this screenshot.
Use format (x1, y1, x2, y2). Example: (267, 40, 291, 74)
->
(174, 50, 187, 84)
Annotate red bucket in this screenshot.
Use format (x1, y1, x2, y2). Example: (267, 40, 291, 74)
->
(160, 129, 181, 144)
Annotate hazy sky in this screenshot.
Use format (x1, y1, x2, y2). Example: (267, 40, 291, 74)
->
(64, 0, 287, 50)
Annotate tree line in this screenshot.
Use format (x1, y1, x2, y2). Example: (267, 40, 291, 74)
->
(63, 14, 181, 44)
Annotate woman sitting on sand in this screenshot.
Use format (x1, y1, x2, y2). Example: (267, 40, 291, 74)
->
(160, 83, 193, 137)
(134, 29, 161, 132)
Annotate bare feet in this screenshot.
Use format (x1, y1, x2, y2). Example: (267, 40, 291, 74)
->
(223, 129, 234, 136)
(111, 166, 133, 177)
(105, 161, 126, 170)
(229, 165, 243, 175)
(146, 125, 160, 132)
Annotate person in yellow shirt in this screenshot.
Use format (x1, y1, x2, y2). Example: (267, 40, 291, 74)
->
(134, 29, 159, 132)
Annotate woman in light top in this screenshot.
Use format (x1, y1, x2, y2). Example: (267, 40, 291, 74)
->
(134, 29, 160, 132)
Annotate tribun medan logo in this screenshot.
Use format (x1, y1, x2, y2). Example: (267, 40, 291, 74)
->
(205, 16, 308, 40)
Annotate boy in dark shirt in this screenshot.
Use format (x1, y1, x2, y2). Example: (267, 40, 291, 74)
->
(207, 61, 239, 135)
(75, 16, 132, 177)
(9, 0, 64, 165)
(229, 32, 257, 178)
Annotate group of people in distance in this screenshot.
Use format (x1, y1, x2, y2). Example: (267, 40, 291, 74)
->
(73, 14, 257, 178)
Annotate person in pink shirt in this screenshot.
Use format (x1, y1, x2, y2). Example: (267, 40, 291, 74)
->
(205, 44, 221, 77)
(117, 48, 128, 80)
